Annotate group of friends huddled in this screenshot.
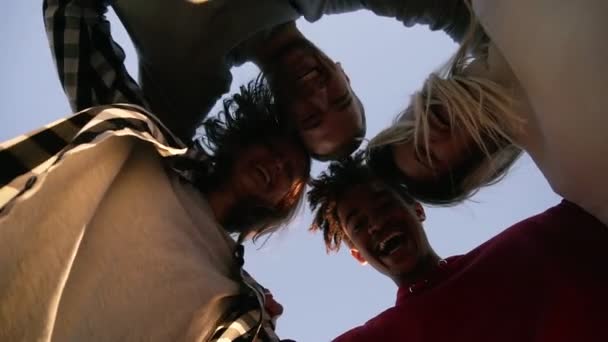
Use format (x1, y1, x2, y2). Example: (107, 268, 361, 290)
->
(1, 0, 607, 341)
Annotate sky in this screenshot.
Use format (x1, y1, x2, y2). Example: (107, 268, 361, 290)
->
(0, 2, 560, 341)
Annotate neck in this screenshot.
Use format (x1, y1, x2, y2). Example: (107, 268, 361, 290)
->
(395, 252, 442, 287)
(249, 21, 305, 73)
(205, 184, 237, 228)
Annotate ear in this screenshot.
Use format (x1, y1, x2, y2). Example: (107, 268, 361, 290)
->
(336, 62, 350, 83)
(350, 248, 368, 265)
(414, 202, 426, 222)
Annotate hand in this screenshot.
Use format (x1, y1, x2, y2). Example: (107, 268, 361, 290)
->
(264, 292, 284, 320)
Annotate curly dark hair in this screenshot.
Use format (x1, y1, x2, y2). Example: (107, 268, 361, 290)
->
(187, 76, 311, 241)
(308, 151, 414, 252)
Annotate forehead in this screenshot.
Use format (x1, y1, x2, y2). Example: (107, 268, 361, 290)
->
(336, 182, 392, 216)
(391, 143, 437, 182)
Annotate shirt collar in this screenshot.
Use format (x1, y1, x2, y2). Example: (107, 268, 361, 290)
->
(396, 255, 462, 304)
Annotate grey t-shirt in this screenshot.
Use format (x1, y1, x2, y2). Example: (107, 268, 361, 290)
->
(112, 0, 301, 141)
(112, 0, 470, 141)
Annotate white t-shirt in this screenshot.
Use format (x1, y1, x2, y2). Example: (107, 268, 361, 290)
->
(471, 0, 608, 225)
(0, 137, 241, 341)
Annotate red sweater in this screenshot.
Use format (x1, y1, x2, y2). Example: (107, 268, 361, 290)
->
(334, 201, 608, 342)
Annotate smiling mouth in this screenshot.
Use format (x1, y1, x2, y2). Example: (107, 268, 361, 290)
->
(300, 113, 322, 130)
(255, 165, 271, 187)
(376, 232, 407, 257)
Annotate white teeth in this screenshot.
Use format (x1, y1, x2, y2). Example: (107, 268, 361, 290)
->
(378, 232, 403, 253)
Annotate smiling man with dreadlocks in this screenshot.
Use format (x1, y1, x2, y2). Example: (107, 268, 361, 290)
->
(308, 152, 608, 342)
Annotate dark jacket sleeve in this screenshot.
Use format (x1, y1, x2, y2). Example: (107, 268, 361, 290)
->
(43, 0, 146, 111)
(290, 0, 471, 43)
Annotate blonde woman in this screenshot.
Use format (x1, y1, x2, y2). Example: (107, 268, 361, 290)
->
(369, 0, 608, 226)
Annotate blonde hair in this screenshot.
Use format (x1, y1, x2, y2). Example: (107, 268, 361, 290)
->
(369, 8, 524, 204)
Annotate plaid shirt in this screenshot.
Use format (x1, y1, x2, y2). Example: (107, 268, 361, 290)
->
(0, 0, 281, 340)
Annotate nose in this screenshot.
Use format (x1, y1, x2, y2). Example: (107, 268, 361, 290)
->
(367, 203, 388, 235)
(367, 220, 382, 235)
(305, 86, 329, 112)
(273, 156, 285, 173)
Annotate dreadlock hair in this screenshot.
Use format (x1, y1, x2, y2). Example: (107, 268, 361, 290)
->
(308, 151, 415, 253)
(190, 76, 311, 243)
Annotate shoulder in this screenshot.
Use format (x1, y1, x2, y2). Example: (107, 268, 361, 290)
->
(333, 306, 404, 342)
(465, 200, 606, 264)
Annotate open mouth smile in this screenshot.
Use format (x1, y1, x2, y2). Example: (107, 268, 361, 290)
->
(375, 231, 407, 257)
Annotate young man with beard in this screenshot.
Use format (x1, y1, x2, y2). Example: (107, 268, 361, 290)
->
(56, 0, 471, 159)
(54, 0, 365, 159)
(308, 152, 608, 342)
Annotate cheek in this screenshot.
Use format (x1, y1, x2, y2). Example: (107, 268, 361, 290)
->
(226, 150, 259, 194)
(227, 159, 246, 184)
(299, 130, 318, 145)
(392, 144, 421, 177)
(263, 177, 295, 208)
(350, 236, 373, 259)
(443, 132, 475, 165)
(266, 185, 288, 206)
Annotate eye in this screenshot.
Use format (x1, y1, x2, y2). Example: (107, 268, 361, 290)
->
(376, 197, 395, 212)
(352, 218, 368, 234)
(428, 106, 450, 129)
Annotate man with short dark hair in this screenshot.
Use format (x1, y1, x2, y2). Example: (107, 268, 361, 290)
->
(57, 0, 366, 160)
(308, 152, 608, 342)
(79, 0, 473, 159)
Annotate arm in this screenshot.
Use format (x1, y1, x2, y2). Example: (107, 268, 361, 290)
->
(471, 0, 608, 225)
(291, 0, 472, 43)
(43, 0, 146, 110)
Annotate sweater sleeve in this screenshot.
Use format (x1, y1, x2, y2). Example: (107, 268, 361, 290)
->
(290, 0, 471, 42)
